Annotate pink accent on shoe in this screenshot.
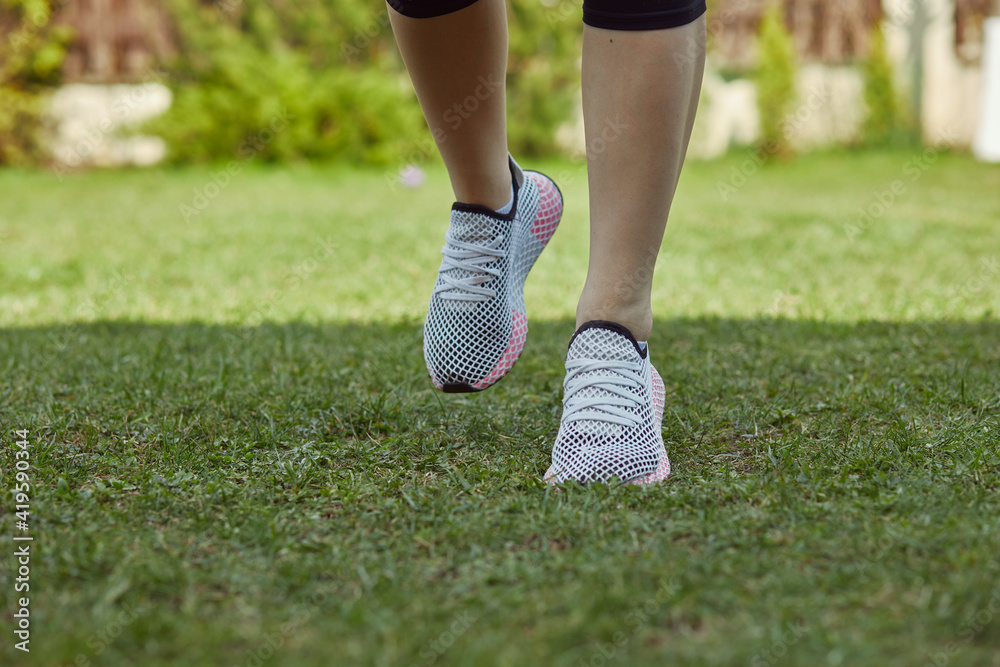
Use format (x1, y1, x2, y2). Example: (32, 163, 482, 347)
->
(629, 447, 670, 485)
(528, 173, 562, 245)
(651, 366, 665, 415)
(473, 311, 528, 390)
(629, 367, 670, 485)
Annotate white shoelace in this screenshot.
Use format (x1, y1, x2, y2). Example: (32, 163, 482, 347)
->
(562, 358, 644, 429)
(433, 232, 506, 302)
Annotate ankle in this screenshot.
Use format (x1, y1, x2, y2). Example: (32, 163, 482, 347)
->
(449, 163, 512, 210)
(576, 297, 652, 342)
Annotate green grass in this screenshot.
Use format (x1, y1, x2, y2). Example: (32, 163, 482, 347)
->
(1, 151, 999, 666)
(2, 151, 998, 325)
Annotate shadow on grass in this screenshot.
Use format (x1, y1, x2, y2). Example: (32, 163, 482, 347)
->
(2, 320, 998, 667)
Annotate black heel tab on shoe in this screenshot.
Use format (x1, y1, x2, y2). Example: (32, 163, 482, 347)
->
(570, 320, 647, 358)
(508, 155, 525, 189)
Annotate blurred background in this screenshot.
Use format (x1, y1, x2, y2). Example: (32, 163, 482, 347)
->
(1, 0, 999, 171)
(2, 0, 998, 329)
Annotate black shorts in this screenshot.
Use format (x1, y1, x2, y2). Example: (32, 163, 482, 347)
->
(387, 0, 706, 30)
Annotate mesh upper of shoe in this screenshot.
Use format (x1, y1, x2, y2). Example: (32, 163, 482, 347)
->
(423, 159, 562, 390)
(545, 322, 669, 485)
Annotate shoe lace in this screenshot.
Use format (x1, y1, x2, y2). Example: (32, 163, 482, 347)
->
(562, 358, 644, 429)
(433, 231, 506, 302)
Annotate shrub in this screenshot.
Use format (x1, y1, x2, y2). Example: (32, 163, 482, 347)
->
(862, 23, 914, 146)
(147, 0, 424, 165)
(507, 0, 579, 157)
(755, 2, 796, 158)
(150, 0, 581, 165)
(0, 0, 71, 166)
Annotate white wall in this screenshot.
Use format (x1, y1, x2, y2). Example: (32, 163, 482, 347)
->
(46, 80, 172, 171)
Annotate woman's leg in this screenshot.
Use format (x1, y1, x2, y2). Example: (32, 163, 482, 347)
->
(388, 0, 565, 393)
(387, 0, 510, 209)
(577, 16, 707, 343)
(546, 8, 706, 485)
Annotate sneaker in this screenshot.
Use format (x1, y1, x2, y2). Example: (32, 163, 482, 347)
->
(544, 320, 670, 485)
(423, 156, 563, 392)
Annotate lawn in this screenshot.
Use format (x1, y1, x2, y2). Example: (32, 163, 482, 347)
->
(1, 150, 999, 666)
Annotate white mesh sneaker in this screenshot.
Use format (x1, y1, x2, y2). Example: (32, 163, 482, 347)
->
(545, 321, 670, 485)
(423, 156, 562, 393)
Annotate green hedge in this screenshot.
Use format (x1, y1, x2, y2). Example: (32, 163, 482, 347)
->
(149, 0, 581, 165)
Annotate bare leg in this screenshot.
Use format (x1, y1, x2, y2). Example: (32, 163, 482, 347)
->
(576, 16, 707, 341)
(387, 0, 511, 209)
